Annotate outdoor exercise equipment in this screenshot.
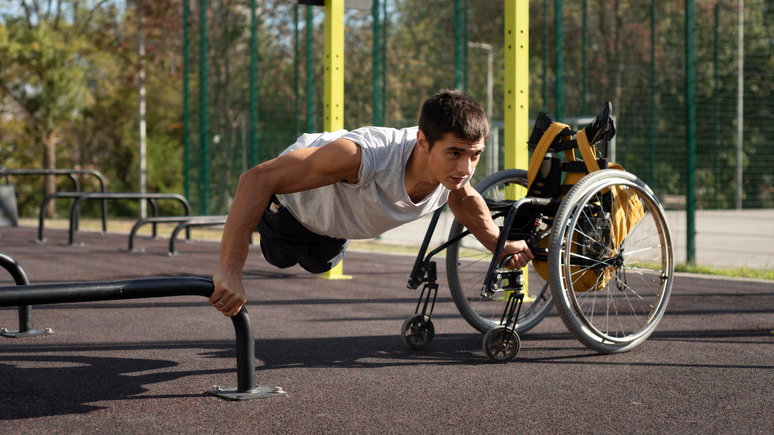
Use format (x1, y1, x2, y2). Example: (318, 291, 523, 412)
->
(37, 192, 192, 245)
(1, 167, 109, 231)
(0, 260, 286, 401)
(126, 215, 226, 251)
(0, 251, 52, 338)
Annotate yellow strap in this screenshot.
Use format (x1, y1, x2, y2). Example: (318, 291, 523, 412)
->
(575, 129, 601, 173)
(527, 122, 570, 190)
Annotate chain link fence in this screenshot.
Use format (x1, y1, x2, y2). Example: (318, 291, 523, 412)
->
(182, 0, 772, 269)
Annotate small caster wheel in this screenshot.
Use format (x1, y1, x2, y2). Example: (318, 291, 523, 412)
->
(401, 314, 435, 350)
(483, 326, 520, 363)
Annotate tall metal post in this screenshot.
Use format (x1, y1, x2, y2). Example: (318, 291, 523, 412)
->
(295, 5, 301, 138)
(381, 0, 388, 124)
(138, 8, 147, 218)
(183, 0, 190, 201)
(542, 0, 548, 112)
(373, 0, 381, 126)
(554, 0, 564, 122)
(454, 0, 463, 90)
(582, 0, 588, 116)
(649, 0, 657, 186)
(199, 0, 209, 215)
(504, 0, 530, 290)
(250, 0, 258, 168)
(306, 6, 315, 133)
(463, 0, 469, 93)
(321, 0, 351, 280)
(713, 4, 720, 196)
(736, 0, 744, 210)
(685, 0, 696, 264)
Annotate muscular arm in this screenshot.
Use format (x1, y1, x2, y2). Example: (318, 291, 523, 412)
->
(447, 184, 534, 269)
(211, 138, 362, 316)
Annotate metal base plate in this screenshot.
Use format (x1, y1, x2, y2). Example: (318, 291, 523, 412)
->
(0, 328, 54, 338)
(205, 385, 287, 401)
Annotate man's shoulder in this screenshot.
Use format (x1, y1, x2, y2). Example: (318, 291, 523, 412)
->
(343, 126, 418, 149)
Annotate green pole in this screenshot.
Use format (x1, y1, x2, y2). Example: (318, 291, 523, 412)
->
(685, 0, 696, 264)
(183, 0, 190, 201)
(463, 0, 469, 93)
(250, 0, 258, 168)
(373, 0, 381, 126)
(306, 5, 314, 133)
(554, 0, 564, 122)
(713, 4, 720, 196)
(582, 0, 588, 117)
(454, 0, 462, 90)
(199, 0, 209, 215)
(649, 0, 656, 186)
(542, 0, 548, 112)
(381, 0, 388, 125)
(294, 4, 301, 138)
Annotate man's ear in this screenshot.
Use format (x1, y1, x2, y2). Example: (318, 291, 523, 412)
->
(417, 130, 429, 154)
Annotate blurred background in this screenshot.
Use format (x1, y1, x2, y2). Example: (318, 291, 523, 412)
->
(0, 0, 771, 270)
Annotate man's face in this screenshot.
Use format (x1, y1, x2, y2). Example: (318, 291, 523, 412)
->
(420, 132, 486, 191)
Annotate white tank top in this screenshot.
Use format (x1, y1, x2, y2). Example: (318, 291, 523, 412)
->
(276, 126, 461, 240)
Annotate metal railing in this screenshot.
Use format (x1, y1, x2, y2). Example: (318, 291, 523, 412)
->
(2, 168, 109, 230)
(0, 251, 52, 338)
(0, 274, 285, 401)
(168, 217, 228, 256)
(127, 215, 227, 251)
(37, 192, 192, 245)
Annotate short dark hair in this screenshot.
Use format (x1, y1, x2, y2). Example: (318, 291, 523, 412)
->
(418, 89, 489, 148)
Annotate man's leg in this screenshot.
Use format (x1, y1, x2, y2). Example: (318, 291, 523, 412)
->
(298, 239, 350, 274)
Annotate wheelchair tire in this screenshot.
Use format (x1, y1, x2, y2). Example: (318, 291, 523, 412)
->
(547, 169, 674, 354)
(401, 314, 435, 350)
(446, 169, 554, 334)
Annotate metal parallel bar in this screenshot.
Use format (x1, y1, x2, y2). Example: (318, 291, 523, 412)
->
(0, 170, 108, 229)
(67, 193, 192, 246)
(128, 215, 227, 251)
(0, 252, 51, 338)
(0, 276, 275, 400)
(169, 219, 227, 256)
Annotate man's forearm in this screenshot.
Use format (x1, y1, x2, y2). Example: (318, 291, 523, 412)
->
(218, 168, 272, 272)
(447, 191, 501, 252)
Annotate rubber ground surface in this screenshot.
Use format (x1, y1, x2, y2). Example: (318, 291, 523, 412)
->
(0, 226, 772, 434)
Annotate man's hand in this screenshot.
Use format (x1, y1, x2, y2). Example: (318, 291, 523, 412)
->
(210, 268, 247, 316)
(499, 240, 535, 270)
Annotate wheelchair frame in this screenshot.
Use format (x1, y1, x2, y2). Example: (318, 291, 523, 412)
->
(401, 104, 675, 363)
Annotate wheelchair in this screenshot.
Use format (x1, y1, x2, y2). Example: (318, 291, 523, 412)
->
(401, 103, 675, 363)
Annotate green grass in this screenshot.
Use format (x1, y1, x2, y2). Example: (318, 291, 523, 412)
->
(674, 263, 774, 281)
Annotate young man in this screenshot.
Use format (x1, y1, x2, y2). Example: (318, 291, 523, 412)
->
(211, 90, 533, 316)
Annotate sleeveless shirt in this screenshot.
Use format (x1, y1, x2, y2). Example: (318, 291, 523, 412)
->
(276, 126, 464, 240)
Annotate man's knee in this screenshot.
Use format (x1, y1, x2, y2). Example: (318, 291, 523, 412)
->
(260, 240, 299, 269)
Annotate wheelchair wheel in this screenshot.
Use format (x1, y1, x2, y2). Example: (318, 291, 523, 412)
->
(401, 315, 435, 350)
(447, 169, 554, 334)
(548, 170, 674, 354)
(482, 326, 521, 363)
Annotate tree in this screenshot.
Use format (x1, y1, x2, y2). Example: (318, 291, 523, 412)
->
(0, 2, 105, 216)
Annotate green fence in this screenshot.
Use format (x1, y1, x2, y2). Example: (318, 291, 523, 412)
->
(2, 1, 771, 269)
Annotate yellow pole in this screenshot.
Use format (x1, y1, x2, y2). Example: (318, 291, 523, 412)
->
(504, 0, 530, 297)
(504, 0, 529, 177)
(320, 0, 351, 280)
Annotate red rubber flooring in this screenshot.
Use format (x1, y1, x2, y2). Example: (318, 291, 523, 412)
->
(0, 225, 772, 434)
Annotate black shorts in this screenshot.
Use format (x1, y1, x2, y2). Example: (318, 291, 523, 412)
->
(256, 198, 349, 274)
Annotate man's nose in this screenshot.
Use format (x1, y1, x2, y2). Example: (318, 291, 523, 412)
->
(457, 158, 474, 175)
